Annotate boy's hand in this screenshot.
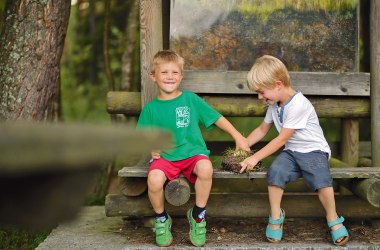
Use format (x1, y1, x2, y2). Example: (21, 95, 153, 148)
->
(151, 150, 162, 159)
(235, 137, 251, 152)
(239, 155, 259, 173)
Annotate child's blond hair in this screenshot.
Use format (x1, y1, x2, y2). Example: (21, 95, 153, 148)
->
(247, 55, 290, 91)
(150, 50, 184, 74)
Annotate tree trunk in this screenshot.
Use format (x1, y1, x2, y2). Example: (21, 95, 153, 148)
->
(121, 0, 139, 91)
(0, 0, 71, 121)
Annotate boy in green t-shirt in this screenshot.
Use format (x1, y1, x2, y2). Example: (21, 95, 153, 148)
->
(137, 50, 249, 247)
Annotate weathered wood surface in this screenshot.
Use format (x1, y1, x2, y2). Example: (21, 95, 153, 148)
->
(0, 122, 171, 171)
(117, 155, 151, 197)
(140, 0, 162, 106)
(371, 0, 380, 168)
(181, 71, 370, 96)
(352, 178, 380, 208)
(119, 177, 147, 197)
(118, 166, 380, 179)
(105, 193, 380, 218)
(341, 119, 359, 167)
(107, 91, 370, 118)
(164, 178, 190, 206)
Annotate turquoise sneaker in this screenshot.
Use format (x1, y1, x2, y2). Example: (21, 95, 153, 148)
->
(154, 215, 173, 247)
(187, 208, 207, 246)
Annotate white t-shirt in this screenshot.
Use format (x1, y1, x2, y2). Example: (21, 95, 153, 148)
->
(264, 91, 331, 158)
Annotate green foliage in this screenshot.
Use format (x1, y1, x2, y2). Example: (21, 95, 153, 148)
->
(0, 225, 51, 250)
(60, 1, 132, 122)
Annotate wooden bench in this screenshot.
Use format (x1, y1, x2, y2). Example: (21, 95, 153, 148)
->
(104, 0, 380, 219)
(105, 70, 380, 218)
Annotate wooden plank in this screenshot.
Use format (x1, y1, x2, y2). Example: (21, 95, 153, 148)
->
(105, 193, 380, 218)
(181, 71, 370, 96)
(140, 0, 162, 106)
(107, 91, 370, 118)
(371, 0, 380, 168)
(118, 167, 380, 179)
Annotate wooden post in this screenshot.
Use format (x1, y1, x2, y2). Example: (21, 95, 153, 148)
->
(371, 0, 380, 167)
(341, 119, 359, 167)
(164, 178, 191, 206)
(140, 0, 163, 106)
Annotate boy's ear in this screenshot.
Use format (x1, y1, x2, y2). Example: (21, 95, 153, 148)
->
(149, 72, 156, 82)
(274, 80, 284, 88)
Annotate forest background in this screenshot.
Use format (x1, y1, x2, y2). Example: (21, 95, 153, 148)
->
(0, 0, 141, 248)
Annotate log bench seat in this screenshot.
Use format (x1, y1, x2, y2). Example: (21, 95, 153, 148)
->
(118, 166, 380, 179)
(117, 159, 380, 209)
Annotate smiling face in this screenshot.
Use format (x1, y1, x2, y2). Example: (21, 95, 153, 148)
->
(150, 61, 183, 99)
(255, 80, 284, 105)
(256, 87, 280, 106)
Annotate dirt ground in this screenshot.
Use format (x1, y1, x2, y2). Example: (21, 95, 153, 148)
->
(117, 216, 380, 247)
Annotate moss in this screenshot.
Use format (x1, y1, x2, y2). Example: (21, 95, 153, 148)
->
(221, 148, 265, 173)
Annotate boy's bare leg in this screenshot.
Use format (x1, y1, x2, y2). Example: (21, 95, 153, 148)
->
(268, 185, 284, 230)
(147, 169, 167, 213)
(193, 159, 213, 207)
(317, 186, 344, 242)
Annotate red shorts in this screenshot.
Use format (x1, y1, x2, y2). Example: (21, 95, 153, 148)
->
(148, 155, 210, 184)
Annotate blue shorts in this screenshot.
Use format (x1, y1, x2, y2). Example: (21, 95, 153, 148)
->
(267, 150, 332, 191)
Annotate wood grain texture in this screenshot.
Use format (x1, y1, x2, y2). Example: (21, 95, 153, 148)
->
(181, 71, 370, 96)
(140, 0, 162, 106)
(105, 193, 380, 218)
(370, 0, 380, 167)
(107, 91, 370, 118)
(118, 166, 380, 179)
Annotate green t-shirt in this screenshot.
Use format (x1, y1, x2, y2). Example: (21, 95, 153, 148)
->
(137, 91, 222, 161)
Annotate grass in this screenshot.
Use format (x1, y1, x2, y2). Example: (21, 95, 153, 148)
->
(0, 225, 51, 250)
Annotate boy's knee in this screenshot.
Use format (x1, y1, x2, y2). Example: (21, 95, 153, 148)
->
(267, 165, 284, 178)
(267, 166, 296, 188)
(195, 161, 213, 180)
(147, 170, 166, 190)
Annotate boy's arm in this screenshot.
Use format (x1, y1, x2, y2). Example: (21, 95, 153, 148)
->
(246, 121, 272, 147)
(239, 127, 294, 173)
(214, 117, 250, 151)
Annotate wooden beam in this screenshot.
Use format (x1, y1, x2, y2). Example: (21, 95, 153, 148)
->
(118, 165, 380, 179)
(140, 0, 163, 106)
(371, 0, 380, 167)
(352, 178, 380, 208)
(119, 177, 147, 197)
(107, 91, 370, 118)
(181, 71, 370, 96)
(105, 193, 380, 218)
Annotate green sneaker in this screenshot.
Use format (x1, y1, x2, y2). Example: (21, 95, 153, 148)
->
(154, 215, 173, 247)
(187, 208, 207, 247)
